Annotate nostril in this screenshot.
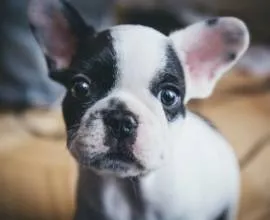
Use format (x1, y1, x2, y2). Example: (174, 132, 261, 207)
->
(104, 114, 120, 130)
(121, 115, 138, 137)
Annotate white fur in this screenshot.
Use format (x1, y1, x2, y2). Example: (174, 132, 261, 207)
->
(69, 18, 248, 220)
(111, 25, 167, 89)
(102, 178, 132, 220)
(101, 112, 239, 220)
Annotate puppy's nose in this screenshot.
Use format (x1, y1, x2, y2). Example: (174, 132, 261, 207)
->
(103, 110, 138, 138)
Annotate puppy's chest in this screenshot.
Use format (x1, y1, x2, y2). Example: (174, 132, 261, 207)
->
(101, 177, 198, 220)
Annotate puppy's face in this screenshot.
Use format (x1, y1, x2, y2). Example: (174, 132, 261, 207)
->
(28, 0, 249, 177)
(62, 26, 185, 177)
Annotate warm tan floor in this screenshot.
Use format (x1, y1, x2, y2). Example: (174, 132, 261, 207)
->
(0, 69, 270, 220)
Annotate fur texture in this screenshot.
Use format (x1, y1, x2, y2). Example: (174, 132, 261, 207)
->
(28, 1, 250, 219)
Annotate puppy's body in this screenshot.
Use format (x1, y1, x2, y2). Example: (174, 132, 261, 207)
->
(76, 112, 239, 220)
(76, 111, 239, 220)
(28, 1, 249, 220)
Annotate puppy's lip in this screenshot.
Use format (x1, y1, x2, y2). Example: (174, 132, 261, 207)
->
(89, 152, 145, 170)
(106, 152, 137, 163)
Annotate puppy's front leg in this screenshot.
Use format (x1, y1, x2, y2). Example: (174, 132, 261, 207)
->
(74, 200, 106, 220)
(74, 210, 105, 220)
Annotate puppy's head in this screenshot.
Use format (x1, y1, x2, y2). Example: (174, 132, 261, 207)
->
(28, 0, 249, 177)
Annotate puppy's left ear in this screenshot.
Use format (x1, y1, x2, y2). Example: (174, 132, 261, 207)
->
(28, 0, 95, 71)
(169, 17, 250, 102)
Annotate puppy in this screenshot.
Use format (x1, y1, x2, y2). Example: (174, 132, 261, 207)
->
(28, 1, 250, 220)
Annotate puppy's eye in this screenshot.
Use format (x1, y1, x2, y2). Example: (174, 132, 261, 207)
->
(71, 77, 91, 99)
(158, 87, 180, 107)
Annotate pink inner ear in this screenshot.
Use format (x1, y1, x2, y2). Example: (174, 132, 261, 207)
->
(29, 0, 77, 69)
(185, 29, 225, 81)
(45, 11, 77, 69)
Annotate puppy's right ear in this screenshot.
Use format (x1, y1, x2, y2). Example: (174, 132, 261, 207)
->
(28, 0, 94, 71)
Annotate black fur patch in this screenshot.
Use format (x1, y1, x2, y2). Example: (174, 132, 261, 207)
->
(61, 0, 95, 37)
(214, 208, 229, 220)
(61, 30, 117, 138)
(150, 44, 186, 122)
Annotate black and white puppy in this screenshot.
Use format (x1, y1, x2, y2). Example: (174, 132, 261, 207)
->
(28, 1, 250, 220)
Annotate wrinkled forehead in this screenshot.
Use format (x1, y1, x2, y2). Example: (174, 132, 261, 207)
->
(110, 25, 168, 88)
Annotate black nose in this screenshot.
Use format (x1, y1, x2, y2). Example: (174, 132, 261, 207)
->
(103, 110, 138, 138)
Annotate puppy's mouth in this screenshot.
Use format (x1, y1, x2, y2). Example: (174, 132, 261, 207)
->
(91, 152, 143, 169)
(106, 152, 138, 163)
(74, 150, 145, 177)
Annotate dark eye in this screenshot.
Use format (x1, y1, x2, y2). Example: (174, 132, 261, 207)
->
(71, 77, 91, 99)
(158, 87, 180, 107)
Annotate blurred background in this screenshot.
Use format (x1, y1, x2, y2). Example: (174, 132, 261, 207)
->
(0, 0, 270, 220)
